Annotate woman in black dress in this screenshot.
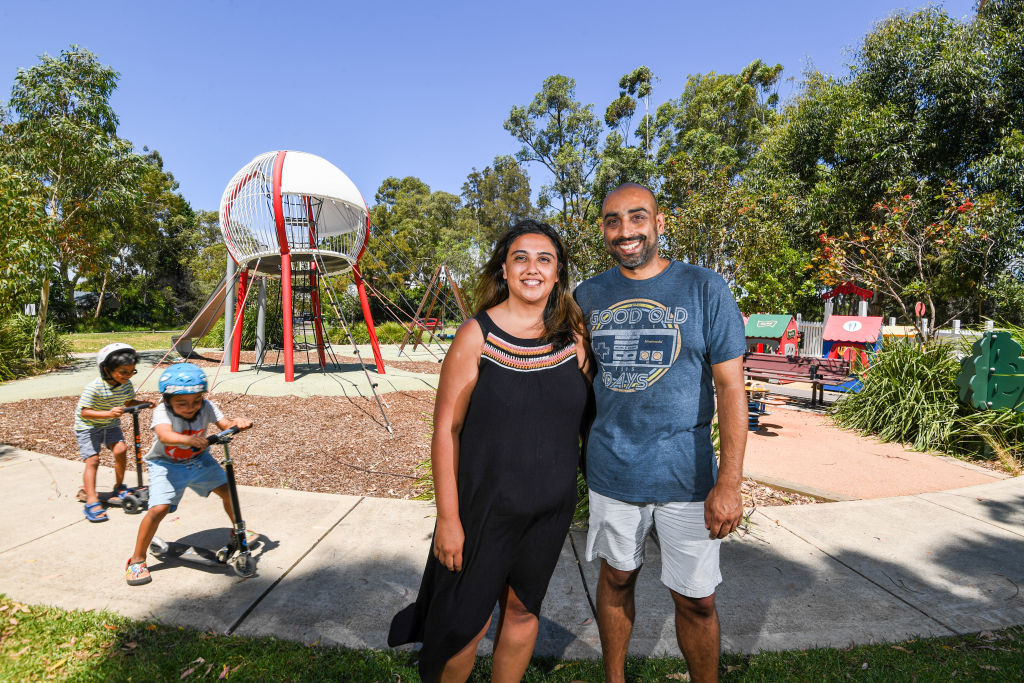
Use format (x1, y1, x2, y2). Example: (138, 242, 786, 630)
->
(389, 220, 591, 682)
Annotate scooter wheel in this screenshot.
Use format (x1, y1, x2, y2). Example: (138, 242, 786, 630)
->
(232, 554, 256, 578)
(122, 494, 141, 514)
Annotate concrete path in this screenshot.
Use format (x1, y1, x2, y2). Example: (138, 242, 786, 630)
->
(2, 445, 1023, 659)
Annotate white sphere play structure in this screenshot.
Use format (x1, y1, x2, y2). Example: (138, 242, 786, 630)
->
(218, 150, 385, 381)
(219, 151, 369, 276)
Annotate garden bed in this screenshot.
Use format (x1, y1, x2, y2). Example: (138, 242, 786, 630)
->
(0, 392, 815, 508)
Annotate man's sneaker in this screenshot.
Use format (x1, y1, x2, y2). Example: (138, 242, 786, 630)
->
(125, 558, 152, 586)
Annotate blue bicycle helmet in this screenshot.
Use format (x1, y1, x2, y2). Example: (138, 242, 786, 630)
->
(158, 362, 208, 395)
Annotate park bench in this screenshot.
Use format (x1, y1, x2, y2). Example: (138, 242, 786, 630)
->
(742, 352, 852, 407)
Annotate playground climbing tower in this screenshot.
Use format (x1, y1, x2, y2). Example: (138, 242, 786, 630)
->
(219, 151, 385, 381)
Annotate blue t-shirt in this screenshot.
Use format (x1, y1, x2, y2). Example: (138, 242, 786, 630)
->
(574, 261, 746, 503)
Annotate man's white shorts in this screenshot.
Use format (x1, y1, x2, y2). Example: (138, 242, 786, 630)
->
(585, 489, 721, 598)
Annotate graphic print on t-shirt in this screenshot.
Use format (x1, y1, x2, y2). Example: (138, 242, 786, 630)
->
(589, 298, 685, 392)
(164, 427, 206, 461)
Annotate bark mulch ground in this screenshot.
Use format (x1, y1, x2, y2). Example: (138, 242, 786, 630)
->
(0, 390, 817, 508)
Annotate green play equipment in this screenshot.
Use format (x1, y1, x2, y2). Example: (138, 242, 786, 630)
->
(956, 331, 1024, 411)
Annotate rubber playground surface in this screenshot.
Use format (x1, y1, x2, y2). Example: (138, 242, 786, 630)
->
(1, 346, 1022, 659)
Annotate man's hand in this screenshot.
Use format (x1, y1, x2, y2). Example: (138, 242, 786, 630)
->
(109, 406, 125, 418)
(704, 481, 743, 539)
(433, 514, 465, 572)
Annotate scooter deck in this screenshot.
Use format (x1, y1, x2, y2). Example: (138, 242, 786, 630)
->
(151, 539, 222, 566)
(76, 489, 125, 506)
(76, 487, 148, 507)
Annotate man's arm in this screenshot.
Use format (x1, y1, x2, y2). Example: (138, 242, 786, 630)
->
(704, 355, 747, 539)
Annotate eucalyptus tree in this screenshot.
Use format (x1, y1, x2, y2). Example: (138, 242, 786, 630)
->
(758, 3, 1024, 323)
(461, 155, 535, 248)
(0, 46, 142, 357)
(504, 74, 601, 223)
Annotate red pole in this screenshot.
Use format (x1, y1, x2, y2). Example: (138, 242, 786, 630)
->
(272, 151, 295, 382)
(353, 265, 385, 374)
(230, 268, 248, 372)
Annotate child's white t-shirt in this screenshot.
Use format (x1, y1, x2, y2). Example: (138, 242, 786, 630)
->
(145, 399, 224, 462)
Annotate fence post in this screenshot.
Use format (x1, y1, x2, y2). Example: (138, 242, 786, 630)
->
(858, 300, 868, 317)
(824, 300, 833, 326)
(920, 318, 929, 341)
(952, 319, 960, 336)
(889, 316, 896, 326)
(984, 320, 994, 331)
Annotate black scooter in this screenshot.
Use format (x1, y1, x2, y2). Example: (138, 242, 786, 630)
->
(76, 402, 153, 513)
(149, 425, 257, 578)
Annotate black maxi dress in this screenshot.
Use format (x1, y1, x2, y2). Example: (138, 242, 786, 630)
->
(388, 311, 589, 682)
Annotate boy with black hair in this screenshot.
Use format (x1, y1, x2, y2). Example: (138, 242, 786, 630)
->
(75, 343, 148, 522)
(125, 362, 251, 586)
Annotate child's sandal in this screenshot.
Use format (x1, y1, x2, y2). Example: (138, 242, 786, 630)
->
(83, 501, 108, 523)
(125, 558, 152, 586)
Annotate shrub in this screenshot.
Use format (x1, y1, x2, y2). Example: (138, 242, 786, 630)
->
(329, 321, 409, 346)
(831, 336, 1024, 469)
(0, 314, 71, 380)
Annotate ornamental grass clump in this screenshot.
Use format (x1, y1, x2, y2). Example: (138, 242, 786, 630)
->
(0, 314, 70, 380)
(831, 334, 1024, 471)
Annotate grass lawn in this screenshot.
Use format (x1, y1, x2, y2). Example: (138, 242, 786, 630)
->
(66, 331, 184, 354)
(1, 595, 1021, 681)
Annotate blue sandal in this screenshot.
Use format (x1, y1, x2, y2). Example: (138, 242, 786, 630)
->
(84, 501, 108, 523)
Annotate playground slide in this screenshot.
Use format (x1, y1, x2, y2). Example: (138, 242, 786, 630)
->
(172, 275, 230, 357)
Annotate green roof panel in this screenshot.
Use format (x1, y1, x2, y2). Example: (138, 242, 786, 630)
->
(744, 314, 793, 339)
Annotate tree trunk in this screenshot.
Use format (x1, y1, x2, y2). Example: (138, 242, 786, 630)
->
(32, 275, 50, 362)
(93, 271, 108, 319)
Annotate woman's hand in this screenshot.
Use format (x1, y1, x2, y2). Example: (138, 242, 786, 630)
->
(433, 515, 465, 572)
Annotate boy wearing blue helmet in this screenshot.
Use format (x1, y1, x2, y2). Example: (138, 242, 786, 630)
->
(125, 362, 251, 586)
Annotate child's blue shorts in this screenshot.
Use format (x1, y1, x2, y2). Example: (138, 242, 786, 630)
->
(75, 426, 125, 460)
(146, 452, 228, 513)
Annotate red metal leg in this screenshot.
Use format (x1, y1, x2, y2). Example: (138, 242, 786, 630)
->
(230, 269, 248, 373)
(353, 266, 385, 374)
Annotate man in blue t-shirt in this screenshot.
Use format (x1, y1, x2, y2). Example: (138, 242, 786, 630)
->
(574, 183, 748, 682)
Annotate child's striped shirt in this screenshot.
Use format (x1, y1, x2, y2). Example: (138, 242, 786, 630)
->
(74, 378, 136, 431)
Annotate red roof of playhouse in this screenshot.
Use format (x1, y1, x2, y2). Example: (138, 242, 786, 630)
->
(821, 282, 874, 300)
(823, 316, 883, 343)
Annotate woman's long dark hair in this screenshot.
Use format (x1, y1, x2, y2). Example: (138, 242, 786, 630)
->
(474, 219, 585, 348)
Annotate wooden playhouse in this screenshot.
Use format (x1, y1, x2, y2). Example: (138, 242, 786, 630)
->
(744, 314, 801, 356)
(821, 315, 883, 391)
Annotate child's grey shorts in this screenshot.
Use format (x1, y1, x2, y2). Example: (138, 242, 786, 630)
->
(585, 489, 722, 598)
(75, 426, 126, 459)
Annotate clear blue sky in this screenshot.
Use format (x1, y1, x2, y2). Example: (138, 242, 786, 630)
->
(1, 0, 977, 213)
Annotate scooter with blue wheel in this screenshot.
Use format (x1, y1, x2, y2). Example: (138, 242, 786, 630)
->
(148, 425, 257, 577)
(76, 402, 153, 512)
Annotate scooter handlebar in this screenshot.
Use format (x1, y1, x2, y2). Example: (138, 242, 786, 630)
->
(191, 424, 253, 451)
(124, 402, 154, 415)
(206, 426, 240, 446)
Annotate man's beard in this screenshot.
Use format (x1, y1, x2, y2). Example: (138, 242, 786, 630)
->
(607, 234, 658, 270)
